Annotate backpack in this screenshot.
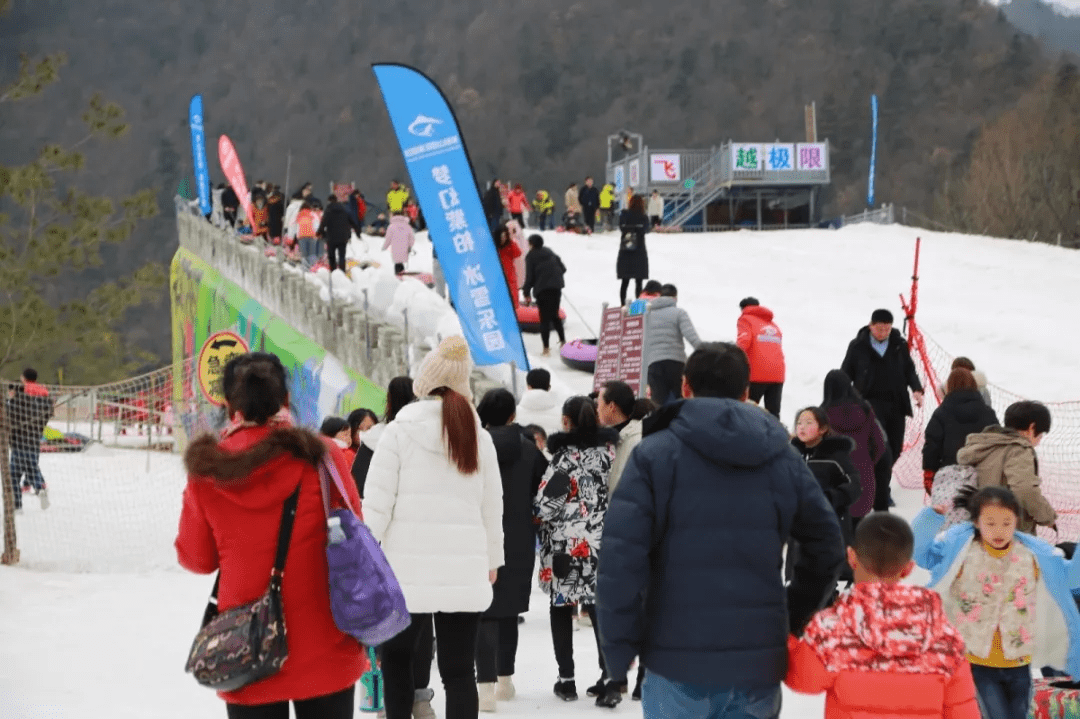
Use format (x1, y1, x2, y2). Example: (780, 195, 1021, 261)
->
(930, 464, 979, 531)
(318, 456, 411, 647)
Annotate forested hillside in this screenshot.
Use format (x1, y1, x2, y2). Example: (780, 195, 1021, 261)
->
(0, 0, 1068, 373)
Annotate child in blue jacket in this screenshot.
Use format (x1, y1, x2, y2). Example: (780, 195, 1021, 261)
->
(913, 486, 1080, 719)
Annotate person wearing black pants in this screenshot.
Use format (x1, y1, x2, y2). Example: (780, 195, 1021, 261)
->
(381, 612, 481, 719)
(522, 234, 567, 357)
(870, 409, 898, 512)
(535, 289, 565, 354)
(550, 604, 605, 690)
(748, 382, 784, 418)
(412, 615, 436, 717)
(475, 616, 520, 684)
(318, 196, 359, 274)
(226, 687, 354, 719)
(840, 308, 924, 508)
(327, 241, 347, 272)
(578, 177, 600, 233)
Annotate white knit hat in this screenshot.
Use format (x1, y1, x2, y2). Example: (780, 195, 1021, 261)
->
(412, 336, 473, 401)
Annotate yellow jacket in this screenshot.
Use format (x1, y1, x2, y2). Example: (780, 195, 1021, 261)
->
(600, 184, 616, 209)
(387, 187, 410, 213)
(532, 191, 554, 214)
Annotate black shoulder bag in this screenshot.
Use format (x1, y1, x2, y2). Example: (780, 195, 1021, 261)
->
(185, 485, 301, 691)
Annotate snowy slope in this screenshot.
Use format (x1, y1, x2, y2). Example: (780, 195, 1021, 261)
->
(3, 223, 1079, 717)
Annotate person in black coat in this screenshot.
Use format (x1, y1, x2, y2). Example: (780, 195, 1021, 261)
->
(597, 343, 844, 709)
(578, 177, 600, 233)
(475, 389, 549, 704)
(522, 234, 567, 355)
(483, 179, 504, 237)
(267, 188, 285, 240)
(791, 406, 861, 583)
(317, 197, 360, 273)
(616, 194, 650, 306)
(922, 367, 999, 493)
(220, 184, 239, 227)
(840, 309, 924, 505)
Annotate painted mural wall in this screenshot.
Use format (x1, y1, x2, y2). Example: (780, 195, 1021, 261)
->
(170, 246, 386, 441)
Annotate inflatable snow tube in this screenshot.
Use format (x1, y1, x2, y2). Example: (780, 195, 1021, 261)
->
(516, 305, 567, 333)
(1030, 677, 1080, 718)
(560, 339, 598, 373)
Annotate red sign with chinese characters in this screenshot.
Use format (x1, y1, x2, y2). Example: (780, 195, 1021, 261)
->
(592, 307, 647, 397)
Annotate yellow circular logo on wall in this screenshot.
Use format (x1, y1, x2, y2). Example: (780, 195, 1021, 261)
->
(197, 331, 250, 406)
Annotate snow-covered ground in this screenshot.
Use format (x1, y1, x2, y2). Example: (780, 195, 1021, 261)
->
(4, 223, 1079, 717)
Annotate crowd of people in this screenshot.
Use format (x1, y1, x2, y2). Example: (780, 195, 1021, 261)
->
(171, 288, 1074, 719)
(197, 172, 671, 277)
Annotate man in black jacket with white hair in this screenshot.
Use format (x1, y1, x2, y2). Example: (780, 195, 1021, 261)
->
(597, 342, 843, 719)
(840, 308, 924, 509)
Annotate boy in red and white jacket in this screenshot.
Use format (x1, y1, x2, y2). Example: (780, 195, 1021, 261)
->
(786, 512, 980, 719)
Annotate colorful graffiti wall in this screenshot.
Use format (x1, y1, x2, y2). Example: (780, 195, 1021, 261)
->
(170, 247, 386, 440)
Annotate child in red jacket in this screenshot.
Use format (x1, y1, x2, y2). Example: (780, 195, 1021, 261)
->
(786, 512, 980, 719)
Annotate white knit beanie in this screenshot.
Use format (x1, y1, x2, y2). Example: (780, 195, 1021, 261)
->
(412, 336, 473, 401)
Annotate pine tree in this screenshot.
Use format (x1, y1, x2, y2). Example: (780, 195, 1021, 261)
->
(0, 1, 165, 384)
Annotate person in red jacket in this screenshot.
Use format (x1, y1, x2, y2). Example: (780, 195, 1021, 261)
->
(506, 183, 529, 226)
(176, 352, 365, 719)
(736, 297, 786, 418)
(786, 512, 980, 719)
(496, 223, 522, 308)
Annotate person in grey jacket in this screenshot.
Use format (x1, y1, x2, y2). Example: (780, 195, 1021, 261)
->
(643, 284, 703, 406)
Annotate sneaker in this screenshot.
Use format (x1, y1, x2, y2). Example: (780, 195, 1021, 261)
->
(478, 682, 497, 712)
(586, 677, 606, 698)
(412, 688, 436, 719)
(496, 676, 516, 701)
(541, 348, 551, 357)
(596, 683, 623, 709)
(554, 679, 578, 702)
(38, 489, 50, 510)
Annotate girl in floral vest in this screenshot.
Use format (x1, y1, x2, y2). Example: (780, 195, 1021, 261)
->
(913, 486, 1080, 719)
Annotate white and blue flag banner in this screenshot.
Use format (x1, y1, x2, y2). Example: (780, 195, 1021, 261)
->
(188, 94, 211, 216)
(372, 63, 528, 370)
(867, 94, 878, 208)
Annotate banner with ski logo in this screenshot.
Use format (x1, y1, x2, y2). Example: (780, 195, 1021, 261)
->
(372, 63, 528, 370)
(188, 94, 211, 216)
(217, 134, 252, 226)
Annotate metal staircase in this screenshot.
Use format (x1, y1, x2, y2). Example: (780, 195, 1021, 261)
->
(663, 153, 728, 228)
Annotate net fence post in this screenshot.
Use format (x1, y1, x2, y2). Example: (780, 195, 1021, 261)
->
(0, 396, 19, 565)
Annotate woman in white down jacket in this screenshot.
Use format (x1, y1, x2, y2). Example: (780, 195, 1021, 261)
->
(364, 336, 504, 719)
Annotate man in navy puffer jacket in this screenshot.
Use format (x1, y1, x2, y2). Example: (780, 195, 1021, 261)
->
(597, 342, 844, 719)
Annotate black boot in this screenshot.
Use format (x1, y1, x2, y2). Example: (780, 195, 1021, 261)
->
(595, 682, 623, 708)
(586, 676, 607, 697)
(554, 679, 578, 702)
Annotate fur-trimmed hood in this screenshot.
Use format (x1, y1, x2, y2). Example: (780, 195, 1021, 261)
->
(546, 426, 620, 454)
(183, 425, 328, 509)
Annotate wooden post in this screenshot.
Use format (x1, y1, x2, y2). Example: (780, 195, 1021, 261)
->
(0, 396, 20, 565)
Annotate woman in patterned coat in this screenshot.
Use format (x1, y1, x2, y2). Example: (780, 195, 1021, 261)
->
(534, 395, 619, 702)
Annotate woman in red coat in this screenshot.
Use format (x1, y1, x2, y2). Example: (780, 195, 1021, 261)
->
(495, 224, 522, 308)
(176, 352, 365, 719)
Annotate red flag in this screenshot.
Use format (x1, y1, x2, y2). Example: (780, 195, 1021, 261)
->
(218, 135, 253, 225)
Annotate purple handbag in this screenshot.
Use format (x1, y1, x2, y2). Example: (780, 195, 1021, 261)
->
(317, 457, 411, 647)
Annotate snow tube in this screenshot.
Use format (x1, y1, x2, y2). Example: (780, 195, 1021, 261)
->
(516, 305, 567, 333)
(560, 339, 597, 373)
(1030, 677, 1080, 718)
(398, 271, 434, 287)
